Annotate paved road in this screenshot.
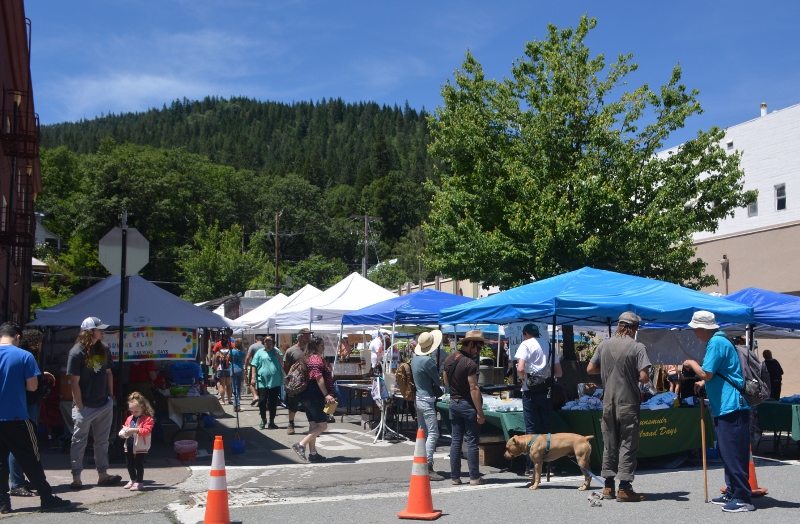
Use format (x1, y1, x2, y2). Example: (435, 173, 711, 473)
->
(4, 397, 800, 522)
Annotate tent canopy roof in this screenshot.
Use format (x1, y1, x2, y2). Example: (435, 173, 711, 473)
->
(274, 273, 396, 332)
(723, 287, 800, 330)
(29, 276, 239, 328)
(342, 288, 474, 326)
(439, 267, 755, 326)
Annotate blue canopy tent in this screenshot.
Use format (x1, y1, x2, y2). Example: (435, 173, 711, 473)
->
(724, 287, 800, 331)
(439, 267, 755, 327)
(342, 288, 474, 326)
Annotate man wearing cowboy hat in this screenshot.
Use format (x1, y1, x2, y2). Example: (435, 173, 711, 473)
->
(515, 323, 562, 476)
(587, 311, 650, 502)
(411, 330, 445, 481)
(443, 329, 487, 486)
(683, 311, 753, 512)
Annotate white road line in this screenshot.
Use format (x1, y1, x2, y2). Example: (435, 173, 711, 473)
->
(188, 452, 451, 472)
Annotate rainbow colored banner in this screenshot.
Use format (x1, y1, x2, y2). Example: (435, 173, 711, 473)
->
(105, 327, 197, 361)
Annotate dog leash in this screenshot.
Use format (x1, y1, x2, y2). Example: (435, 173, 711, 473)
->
(569, 458, 604, 484)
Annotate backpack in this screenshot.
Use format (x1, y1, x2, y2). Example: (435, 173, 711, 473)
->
(716, 335, 771, 407)
(219, 350, 230, 370)
(396, 362, 416, 401)
(284, 360, 308, 395)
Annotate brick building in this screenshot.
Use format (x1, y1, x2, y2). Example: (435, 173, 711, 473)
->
(0, 0, 41, 323)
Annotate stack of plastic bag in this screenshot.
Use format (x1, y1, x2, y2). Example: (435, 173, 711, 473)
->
(641, 391, 678, 410)
(561, 395, 603, 411)
(780, 394, 800, 404)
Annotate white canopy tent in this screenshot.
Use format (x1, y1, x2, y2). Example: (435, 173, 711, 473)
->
(234, 293, 289, 333)
(273, 273, 396, 333)
(261, 284, 323, 331)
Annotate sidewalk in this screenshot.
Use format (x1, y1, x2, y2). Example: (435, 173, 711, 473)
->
(1, 443, 191, 517)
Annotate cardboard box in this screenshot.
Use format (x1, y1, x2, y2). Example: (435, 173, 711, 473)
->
(478, 443, 507, 467)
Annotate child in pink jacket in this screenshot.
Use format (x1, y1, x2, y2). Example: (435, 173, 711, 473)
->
(119, 392, 154, 491)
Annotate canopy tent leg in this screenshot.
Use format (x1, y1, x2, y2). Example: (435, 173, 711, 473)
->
(547, 315, 557, 483)
(332, 324, 344, 376)
(367, 322, 406, 443)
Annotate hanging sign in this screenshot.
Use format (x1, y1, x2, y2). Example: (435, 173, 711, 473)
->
(504, 322, 549, 356)
(105, 327, 197, 361)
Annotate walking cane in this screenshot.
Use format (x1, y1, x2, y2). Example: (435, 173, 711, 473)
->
(699, 392, 708, 503)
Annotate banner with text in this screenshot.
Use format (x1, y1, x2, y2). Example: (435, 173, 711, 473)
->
(105, 327, 197, 361)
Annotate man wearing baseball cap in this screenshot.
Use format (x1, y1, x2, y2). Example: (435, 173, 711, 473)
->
(67, 317, 121, 489)
(283, 328, 312, 435)
(683, 311, 753, 512)
(587, 311, 651, 502)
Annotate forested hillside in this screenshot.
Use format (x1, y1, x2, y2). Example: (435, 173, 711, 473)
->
(34, 97, 438, 306)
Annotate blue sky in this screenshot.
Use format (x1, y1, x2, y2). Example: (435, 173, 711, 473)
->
(26, 0, 800, 148)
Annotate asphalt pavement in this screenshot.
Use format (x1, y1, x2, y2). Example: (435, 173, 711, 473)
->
(4, 393, 799, 523)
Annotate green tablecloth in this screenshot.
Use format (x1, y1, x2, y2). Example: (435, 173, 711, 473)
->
(757, 402, 800, 440)
(436, 402, 715, 469)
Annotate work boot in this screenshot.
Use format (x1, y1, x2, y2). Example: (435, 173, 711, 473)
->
(601, 487, 616, 499)
(287, 422, 295, 435)
(428, 463, 444, 481)
(616, 487, 645, 502)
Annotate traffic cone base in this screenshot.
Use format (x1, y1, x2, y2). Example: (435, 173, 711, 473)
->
(204, 435, 231, 524)
(718, 445, 767, 498)
(398, 428, 442, 520)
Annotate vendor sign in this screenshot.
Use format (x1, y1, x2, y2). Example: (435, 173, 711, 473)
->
(504, 322, 548, 355)
(105, 327, 197, 361)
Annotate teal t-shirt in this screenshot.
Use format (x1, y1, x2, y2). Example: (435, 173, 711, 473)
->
(701, 332, 748, 417)
(250, 348, 283, 389)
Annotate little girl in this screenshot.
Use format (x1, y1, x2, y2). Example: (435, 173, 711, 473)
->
(119, 392, 155, 491)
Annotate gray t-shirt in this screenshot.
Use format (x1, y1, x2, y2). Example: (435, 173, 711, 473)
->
(590, 335, 650, 407)
(66, 343, 111, 408)
(247, 342, 264, 360)
(284, 344, 304, 368)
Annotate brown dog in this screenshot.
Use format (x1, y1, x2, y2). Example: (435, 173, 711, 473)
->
(504, 433, 595, 490)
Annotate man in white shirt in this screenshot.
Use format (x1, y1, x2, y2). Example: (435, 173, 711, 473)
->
(515, 323, 562, 475)
(369, 332, 384, 375)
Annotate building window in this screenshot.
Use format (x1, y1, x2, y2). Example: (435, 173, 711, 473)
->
(776, 184, 787, 211)
(726, 140, 734, 150)
(748, 199, 758, 217)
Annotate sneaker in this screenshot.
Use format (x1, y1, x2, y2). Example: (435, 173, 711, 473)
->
(39, 495, 72, 511)
(292, 442, 306, 461)
(428, 465, 444, 482)
(259, 419, 266, 430)
(250, 399, 259, 406)
(601, 487, 616, 499)
(616, 487, 645, 502)
(308, 453, 326, 463)
(287, 422, 296, 435)
(0, 503, 10, 515)
(451, 478, 462, 485)
(524, 468, 533, 476)
(268, 421, 279, 429)
(711, 493, 732, 505)
(123, 481, 134, 489)
(722, 499, 755, 512)
(10, 487, 35, 497)
(469, 477, 486, 486)
(129, 483, 141, 491)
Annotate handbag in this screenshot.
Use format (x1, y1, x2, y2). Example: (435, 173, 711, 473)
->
(525, 369, 553, 393)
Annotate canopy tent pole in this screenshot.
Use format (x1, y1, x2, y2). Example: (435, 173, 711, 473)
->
(332, 324, 344, 376)
(607, 318, 612, 337)
(369, 321, 405, 443)
(547, 315, 557, 483)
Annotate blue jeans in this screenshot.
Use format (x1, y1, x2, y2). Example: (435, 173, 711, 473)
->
(449, 399, 480, 480)
(231, 370, 244, 407)
(715, 409, 751, 502)
(415, 399, 439, 463)
(522, 390, 552, 470)
(9, 403, 40, 489)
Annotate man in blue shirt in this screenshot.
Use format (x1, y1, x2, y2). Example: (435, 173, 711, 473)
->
(410, 330, 444, 481)
(683, 311, 753, 513)
(0, 322, 71, 513)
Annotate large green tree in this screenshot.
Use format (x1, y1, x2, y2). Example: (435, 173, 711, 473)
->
(426, 15, 755, 290)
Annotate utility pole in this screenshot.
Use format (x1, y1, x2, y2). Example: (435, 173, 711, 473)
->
(274, 211, 282, 291)
(350, 215, 380, 277)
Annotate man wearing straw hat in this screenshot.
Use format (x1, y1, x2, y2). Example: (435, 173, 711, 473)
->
(683, 311, 754, 513)
(443, 329, 487, 486)
(411, 330, 445, 481)
(587, 311, 650, 502)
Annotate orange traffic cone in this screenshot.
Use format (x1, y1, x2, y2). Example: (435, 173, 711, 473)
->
(204, 436, 231, 524)
(397, 428, 441, 521)
(719, 445, 767, 497)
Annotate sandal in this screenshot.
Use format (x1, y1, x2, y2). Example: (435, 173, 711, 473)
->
(97, 475, 122, 486)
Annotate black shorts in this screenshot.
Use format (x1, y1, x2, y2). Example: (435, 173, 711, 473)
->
(667, 374, 679, 384)
(286, 393, 300, 412)
(304, 397, 328, 424)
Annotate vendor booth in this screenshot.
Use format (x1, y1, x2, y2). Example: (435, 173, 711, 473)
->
(436, 267, 754, 463)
